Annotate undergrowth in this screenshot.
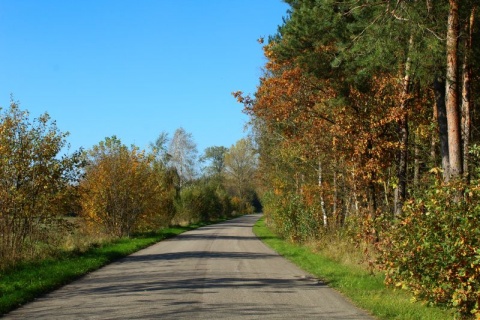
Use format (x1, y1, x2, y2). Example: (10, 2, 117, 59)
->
(254, 217, 457, 320)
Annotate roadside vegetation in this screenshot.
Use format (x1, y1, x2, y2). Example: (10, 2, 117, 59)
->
(2, 1, 479, 319)
(0, 221, 227, 315)
(254, 217, 456, 320)
(235, 1, 480, 318)
(0, 101, 259, 314)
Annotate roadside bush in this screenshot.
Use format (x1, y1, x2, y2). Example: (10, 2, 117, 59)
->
(261, 191, 322, 242)
(215, 186, 234, 217)
(80, 137, 161, 237)
(0, 103, 82, 269)
(260, 191, 297, 239)
(379, 178, 480, 317)
(135, 167, 178, 231)
(173, 182, 228, 224)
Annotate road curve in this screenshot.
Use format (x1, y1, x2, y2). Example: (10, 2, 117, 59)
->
(4, 214, 373, 319)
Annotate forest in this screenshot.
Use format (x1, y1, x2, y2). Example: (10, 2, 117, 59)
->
(234, 0, 480, 317)
(0, 103, 259, 270)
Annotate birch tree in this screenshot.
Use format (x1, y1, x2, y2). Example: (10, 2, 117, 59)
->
(168, 128, 198, 187)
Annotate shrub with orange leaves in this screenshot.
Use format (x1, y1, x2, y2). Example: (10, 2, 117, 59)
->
(0, 102, 83, 267)
(80, 136, 162, 237)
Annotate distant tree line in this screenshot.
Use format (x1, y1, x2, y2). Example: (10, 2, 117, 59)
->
(0, 101, 259, 269)
(235, 0, 479, 316)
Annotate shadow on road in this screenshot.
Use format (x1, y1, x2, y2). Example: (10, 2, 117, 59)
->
(169, 233, 265, 241)
(119, 250, 277, 263)
(74, 275, 325, 296)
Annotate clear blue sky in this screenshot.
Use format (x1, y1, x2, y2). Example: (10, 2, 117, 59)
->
(0, 0, 289, 155)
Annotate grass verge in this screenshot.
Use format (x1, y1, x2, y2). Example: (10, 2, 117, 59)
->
(0, 221, 219, 316)
(253, 217, 456, 320)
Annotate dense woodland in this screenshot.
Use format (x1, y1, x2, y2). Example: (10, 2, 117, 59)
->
(0, 103, 259, 270)
(234, 0, 480, 317)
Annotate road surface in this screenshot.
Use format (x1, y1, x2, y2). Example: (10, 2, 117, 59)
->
(4, 214, 373, 319)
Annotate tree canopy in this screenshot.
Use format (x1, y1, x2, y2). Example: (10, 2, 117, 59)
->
(235, 0, 480, 316)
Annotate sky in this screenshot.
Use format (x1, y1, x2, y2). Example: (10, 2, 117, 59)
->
(0, 0, 289, 155)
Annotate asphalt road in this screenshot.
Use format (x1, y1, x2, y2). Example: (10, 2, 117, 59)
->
(4, 214, 373, 319)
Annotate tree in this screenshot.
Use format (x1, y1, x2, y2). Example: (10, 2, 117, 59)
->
(149, 132, 179, 228)
(168, 128, 198, 187)
(236, 0, 480, 314)
(149, 131, 170, 167)
(461, 5, 477, 181)
(224, 138, 258, 200)
(0, 101, 82, 266)
(445, 0, 462, 180)
(80, 137, 160, 237)
(200, 146, 228, 178)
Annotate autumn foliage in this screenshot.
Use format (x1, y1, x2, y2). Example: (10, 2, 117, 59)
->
(0, 104, 258, 270)
(79, 137, 163, 237)
(0, 102, 82, 267)
(236, 0, 480, 316)
(379, 179, 480, 315)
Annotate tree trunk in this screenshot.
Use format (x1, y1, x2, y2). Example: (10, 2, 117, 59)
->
(318, 159, 327, 228)
(431, 101, 437, 165)
(351, 161, 359, 213)
(461, 6, 476, 182)
(366, 139, 377, 215)
(414, 128, 420, 188)
(434, 78, 450, 178)
(394, 35, 413, 216)
(333, 157, 340, 226)
(394, 110, 408, 216)
(445, 0, 462, 181)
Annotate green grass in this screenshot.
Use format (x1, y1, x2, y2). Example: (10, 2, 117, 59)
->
(0, 221, 216, 316)
(1, 216, 460, 319)
(253, 217, 457, 320)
